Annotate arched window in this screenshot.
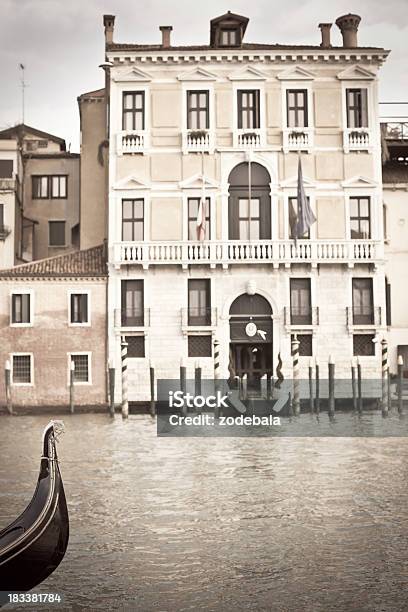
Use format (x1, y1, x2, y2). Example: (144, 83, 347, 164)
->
(228, 162, 271, 240)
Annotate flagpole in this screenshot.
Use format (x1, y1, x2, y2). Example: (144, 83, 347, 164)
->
(248, 152, 252, 242)
(19, 63, 26, 124)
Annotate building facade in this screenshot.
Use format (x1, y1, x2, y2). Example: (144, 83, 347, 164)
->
(0, 137, 21, 268)
(104, 11, 389, 401)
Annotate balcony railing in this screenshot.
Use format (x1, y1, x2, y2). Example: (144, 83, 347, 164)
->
(234, 129, 264, 149)
(284, 306, 319, 328)
(114, 308, 150, 328)
(182, 130, 213, 154)
(181, 307, 218, 328)
(113, 239, 382, 269)
(343, 128, 371, 153)
(381, 122, 408, 141)
(283, 128, 313, 153)
(346, 306, 382, 331)
(0, 178, 16, 191)
(116, 130, 149, 155)
(0, 225, 11, 240)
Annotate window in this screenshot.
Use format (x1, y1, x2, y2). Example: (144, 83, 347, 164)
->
(0, 203, 4, 229)
(122, 280, 144, 326)
(286, 90, 308, 128)
(188, 279, 211, 325)
(352, 278, 374, 325)
(187, 91, 209, 130)
(188, 335, 212, 357)
(0, 160, 13, 178)
(350, 197, 371, 239)
(290, 279, 312, 325)
(346, 89, 368, 128)
(12, 354, 32, 384)
(188, 197, 210, 240)
(237, 90, 260, 130)
(237, 198, 260, 240)
(291, 334, 312, 356)
(125, 336, 145, 358)
(70, 293, 89, 325)
(353, 334, 375, 356)
(122, 199, 144, 241)
(122, 92, 145, 131)
(220, 29, 238, 46)
(49, 221, 66, 247)
(289, 197, 311, 239)
(32, 176, 67, 199)
(11, 293, 31, 324)
(70, 354, 90, 383)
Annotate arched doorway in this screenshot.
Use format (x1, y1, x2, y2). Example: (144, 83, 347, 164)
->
(229, 293, 273, 389)
(228, 162, 271, 240)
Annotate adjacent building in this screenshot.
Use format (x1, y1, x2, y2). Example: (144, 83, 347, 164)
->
(103, 11, 390, 401)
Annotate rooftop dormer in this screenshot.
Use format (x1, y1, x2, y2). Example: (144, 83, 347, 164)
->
(210, 11, 249, 48)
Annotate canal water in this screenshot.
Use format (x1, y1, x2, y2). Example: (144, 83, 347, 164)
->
(0, 413, 407, 611)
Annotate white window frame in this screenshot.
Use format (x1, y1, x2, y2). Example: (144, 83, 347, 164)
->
(67, 352, 92, 386)
(10, 289, 34, 327)
(232, 81, 266, 148)
(281, 82, 314, 153)
(181, 82, 215, 154)
(11, 352, 34, 386)
(68, 290, 91, 327)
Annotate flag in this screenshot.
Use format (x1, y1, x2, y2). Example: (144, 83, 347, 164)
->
(294, 155, 316, 242)
(196, 197, 206, 241)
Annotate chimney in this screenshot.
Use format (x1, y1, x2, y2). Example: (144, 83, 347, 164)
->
(103, 14, 115, 46)
(318, 23, 332, 48)
(335, 13, 361, 48)
(159, 25, 173, 48)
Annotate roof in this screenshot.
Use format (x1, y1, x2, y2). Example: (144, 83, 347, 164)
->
(0, 245, 107, 279)
(382, 162, 408, 184)
(0, 124, 66, 150)
(77, 88, 105, 101)
(107, 42, 387, 53)
(22, 152, 80, 160)
(210, 11, 249, 47)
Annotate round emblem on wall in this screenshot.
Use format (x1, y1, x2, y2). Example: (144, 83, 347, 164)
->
(245, 322, 257, 337)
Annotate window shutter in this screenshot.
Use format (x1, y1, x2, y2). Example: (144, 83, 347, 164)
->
(360, 89, 368, 127)
(81, 294, 88, 322)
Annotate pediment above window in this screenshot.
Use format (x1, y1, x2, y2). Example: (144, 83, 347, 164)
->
(177, 67, 218, 81)
(276, 66, 316, 81)
(341, 175, 378, 188)
(113, 175, 150, 190)
(179, 173, 219, 190)
(337, 66, 376, 80)
(228, 66, 268, 81)
(280, 174, 316, 189)
(112, 67, 152, 82)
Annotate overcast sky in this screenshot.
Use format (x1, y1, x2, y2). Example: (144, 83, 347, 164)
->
(1, 0, 407, 151)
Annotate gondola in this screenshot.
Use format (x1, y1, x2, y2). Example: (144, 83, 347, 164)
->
(0, 420, 69, 596)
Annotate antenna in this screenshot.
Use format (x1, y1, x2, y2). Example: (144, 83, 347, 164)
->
(19, 63, 26, 124)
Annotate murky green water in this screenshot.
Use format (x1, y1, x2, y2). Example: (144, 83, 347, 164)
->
(1, 413, 407, 611)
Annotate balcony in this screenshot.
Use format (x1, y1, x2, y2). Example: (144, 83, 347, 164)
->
(346, 306, 382, 332)
(116, 130, 149, 155)
(284, 306, 319, 331)
(182, 130, 213, 154)
(0, 178, 16, 191)
(233, 129, 264, 149)
(343, 128, 372, 153)
(0, 226, 11, 240)
(283, 128, 313, 153)
(381, 122, 408, 141)
(114, 308, 150, 329)
(113, 239, 382, 269)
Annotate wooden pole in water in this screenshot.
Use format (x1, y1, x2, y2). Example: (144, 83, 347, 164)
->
(5, 360, 13, 415)
(328, 355, 335, 416)
(261, 373, 267, 398)
(309, 358, 314, 414)
(121, 337, 129, 419)
(69, 360, 75, 415)
(381, 338, 388, 415)
(180, 357, 187, 416)
(387, 368, 392, 412)
(291, 337, 300, 416)
(195, 360, 202, 397)
(397, 355, 404, 414)
(357, 357, 363, 413)
(314, 360, 320, 414)
(242, 373, 248, 401)
(351, 358, 357, 411)
(108, 358, 115, 418)
(149, 360, 156, 417)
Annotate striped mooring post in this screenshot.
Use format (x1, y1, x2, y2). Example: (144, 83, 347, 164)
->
(291, 337, 300, 416)
(121, 337, 129, 420)
(213, 339, 221, 418)
(381, 338, 389, 414)
(397, 355, 404, 414)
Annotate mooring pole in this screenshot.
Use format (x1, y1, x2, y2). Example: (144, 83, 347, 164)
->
(328, 355, 335, 417)
(5, 360, 13, 415)
(195, 360, 202, 397)
(149, 360, 156, 417)
(381, 338, 388, 415)
(261, 373, 268, 398)
(315, 360, 320, 415)
(309, 358, 314, 414)
(180, 357, 187, 416)
(69, 360, 75, 415)
(242, 373, 248, 401)
(291, 337, 300, 416)
(108, 358, 115, 418)
(357, 357, 363, 413)
(397, 355, 404, 415)
(213, 339, 221, 418)
(351, 358, 358, 412)
(121, 337, 129, 420)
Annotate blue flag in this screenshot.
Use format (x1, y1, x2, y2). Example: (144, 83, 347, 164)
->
(295, 155, 316, 241)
